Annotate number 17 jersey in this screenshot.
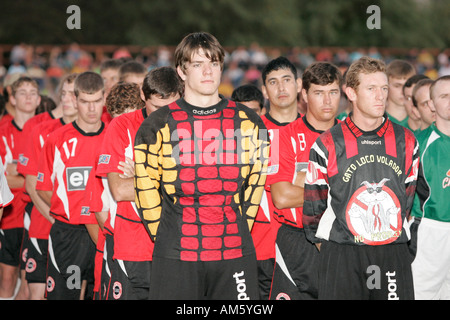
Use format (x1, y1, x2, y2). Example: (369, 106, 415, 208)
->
(36, 122, 106, 225)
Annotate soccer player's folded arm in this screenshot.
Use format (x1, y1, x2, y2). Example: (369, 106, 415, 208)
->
(241, 126, 270, 231)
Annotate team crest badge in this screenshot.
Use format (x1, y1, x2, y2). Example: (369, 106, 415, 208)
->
(346, 178, 402, 245)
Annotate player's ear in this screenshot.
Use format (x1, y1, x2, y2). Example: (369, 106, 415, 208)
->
(345, 86, 357, 102)
(296, 78, 303, 93)
(427, 99, 436, 112)
(301, 88, 308, 104)
(177, 66, 187, 81)
(261, 85, 268, 100)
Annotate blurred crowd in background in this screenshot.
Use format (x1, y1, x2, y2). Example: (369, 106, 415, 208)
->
(1, 42, 450, 102)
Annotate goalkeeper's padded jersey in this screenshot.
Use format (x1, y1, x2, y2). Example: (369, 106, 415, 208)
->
(134, 98, 270, 262)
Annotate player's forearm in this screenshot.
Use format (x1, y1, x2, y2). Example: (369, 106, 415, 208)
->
(271, 181, 304, 209)
(107, 172, 135, 202)
(6, 173, 24, 189)
(25, 175, 54, 223)
(94, 211, 108, 230)
(37, 189, 52, 208)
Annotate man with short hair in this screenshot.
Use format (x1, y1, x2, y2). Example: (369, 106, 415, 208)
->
(96, 67, 183, 300)
(303, 57, 420, 300)
(100, 59, 124, 97)
(134, 32, 269, 300)
(402, 74, 429, 133)
(411, 75, 450, 300)
(250, 56, 302, 299)
(119, 60, 147, 88)
(232, 84, 265, 116)
(386, 59, 416, 127)
(0, 76, 41, 300)
(268, 61, 342, 300)
(36, 71, 107, 300)
(412, 78, 436, 132)
(18, 73, 78, 300)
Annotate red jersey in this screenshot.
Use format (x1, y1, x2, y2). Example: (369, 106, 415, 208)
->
(266, 116, 339, 228)
(251, 113, 300, 260)
(101, 106, 112, 125)
(17, 118, 66, 238)
(0, 161, 13, 208)
(36, 121, 106, 225)
(0, 118, 28, 229)
(96, 108, 154, 261)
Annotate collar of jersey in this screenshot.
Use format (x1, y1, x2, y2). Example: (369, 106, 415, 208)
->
(345, 112, 389, 138)
(72, 120, 105, 136)
(176, 96, 228, 117)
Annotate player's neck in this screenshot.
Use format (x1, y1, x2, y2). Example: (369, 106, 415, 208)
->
(351, 112, 383, 132)
(183, 91, 221, 109)
(14, 109, 35, 129)
(436, 118, 450, 136)
(50, 106, 64, 119)
(63, 114, 77, 124)
(407, 118, 421, 131)
(75, 119, 102, 133)
(268, 105, 298, 124)
(386, 100, 407, 121)
(305, 113, 335, 132)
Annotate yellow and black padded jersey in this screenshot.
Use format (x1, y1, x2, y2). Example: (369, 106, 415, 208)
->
(134, 97, 270, 262)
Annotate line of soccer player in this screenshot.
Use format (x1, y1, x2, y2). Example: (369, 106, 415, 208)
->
(0, 32, 448, 300)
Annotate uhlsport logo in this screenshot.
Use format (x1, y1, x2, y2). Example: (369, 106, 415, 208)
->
(233, 271, 250, 300)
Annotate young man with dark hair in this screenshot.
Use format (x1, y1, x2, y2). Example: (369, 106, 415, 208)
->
(118, 60, 147, 87)
(267, 61, 342, 300)
(232, 84, 265, 116)
(246, 56, 302, 299)
(134, 32, 269, 300)
(303, 57, 420, 300)
(95, 66, 182, 300)
(0, 76, 40, 299)
(36, 71, 107, 300)
(412, 78, 436, 133)
(402, 74, 429, 133)
(100, 59, 124, 97)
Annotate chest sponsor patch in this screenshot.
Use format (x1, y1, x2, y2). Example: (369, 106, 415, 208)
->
(66, 167, 92, 191)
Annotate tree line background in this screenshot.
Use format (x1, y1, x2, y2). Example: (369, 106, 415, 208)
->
(0, 0, 448, 48)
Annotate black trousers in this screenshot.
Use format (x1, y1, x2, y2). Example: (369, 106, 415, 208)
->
(318, 241, 414, 300)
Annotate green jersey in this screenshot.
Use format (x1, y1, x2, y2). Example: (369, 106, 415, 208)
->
(411, 123, 450, 222)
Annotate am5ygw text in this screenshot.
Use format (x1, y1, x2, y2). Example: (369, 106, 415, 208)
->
(219, 304, 274, 315)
